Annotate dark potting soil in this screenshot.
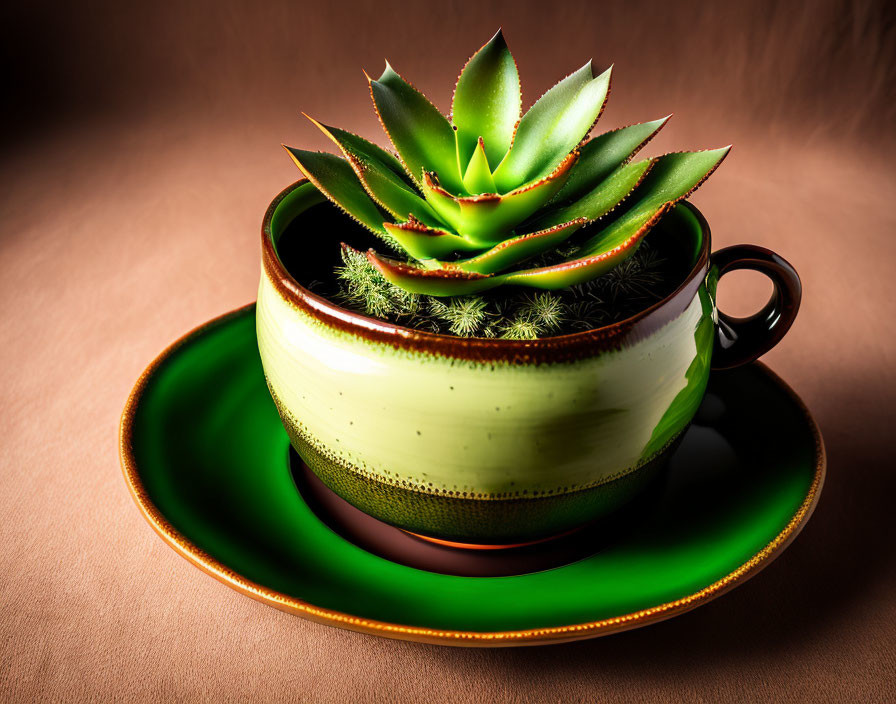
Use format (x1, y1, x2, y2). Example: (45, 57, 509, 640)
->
(275, 202, 696, 338)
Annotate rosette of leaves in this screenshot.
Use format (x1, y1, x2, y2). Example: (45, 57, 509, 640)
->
(284, 29, 729, 297)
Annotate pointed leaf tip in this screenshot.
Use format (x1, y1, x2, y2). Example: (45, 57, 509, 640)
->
(503, 202, 672, 290)
(425, 151, 577, 245)
(573, 147, 731, 260)
(280, 147, 390, 238)
(302, 112, 323, 129)
(379, 60, 397, 81)
(462, 137, 497, 194)
(370, 63, 465, 193)
(452, 28, 521, 172)
(549, 117, 673, 205)
(301, 115, 412, 189)
(535, 157, 655, 229)
(493, 60, 610, 190)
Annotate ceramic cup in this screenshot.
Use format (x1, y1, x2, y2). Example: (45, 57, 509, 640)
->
(257, 180, 801, 544)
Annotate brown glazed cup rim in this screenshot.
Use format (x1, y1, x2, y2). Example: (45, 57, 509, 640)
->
(261, 179, 712, 364)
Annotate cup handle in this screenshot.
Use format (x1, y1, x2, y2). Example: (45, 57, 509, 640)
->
(710, 245, 802, 370)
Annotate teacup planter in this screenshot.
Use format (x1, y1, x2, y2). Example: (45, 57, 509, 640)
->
(257, 31, 801, 545)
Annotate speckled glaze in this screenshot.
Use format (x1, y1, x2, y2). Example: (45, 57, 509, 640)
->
(257, 180, 797, 542)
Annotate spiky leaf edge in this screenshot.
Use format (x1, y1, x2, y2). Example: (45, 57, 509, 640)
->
(492, 63, 612, 191)
(305, 114, 449, 231)
(382, 217, 481, 261)
(451, 28, 522, 170)
(551, 115, 672, 205)
(282, 146, 394, 244)
(368, 63, 465, 194)
(421, 150, 579, 244)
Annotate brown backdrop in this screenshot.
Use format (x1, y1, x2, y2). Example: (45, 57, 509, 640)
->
(2, 1, 895, 701)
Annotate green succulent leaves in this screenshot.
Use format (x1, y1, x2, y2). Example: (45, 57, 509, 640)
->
(284, 30, 729, 300)
(532, 158, 656, 230)
(492, 62, 611, 192)
(462, 138, 498, 194)
(450, 219, 587, 275)
(283, 147, 388, 237)
(452, 30, 521, 171)
(369, 64, 463, 193)
(555, 116, 670, 204)
(422, 151, 578, 246)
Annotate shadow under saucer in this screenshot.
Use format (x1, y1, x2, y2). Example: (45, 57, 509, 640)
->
(290, 449, 668, 577)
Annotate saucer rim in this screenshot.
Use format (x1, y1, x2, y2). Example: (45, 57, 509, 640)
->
(119, 303, 826, 647)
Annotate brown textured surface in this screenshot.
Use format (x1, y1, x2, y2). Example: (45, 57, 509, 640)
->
(2, 1, 895, 701)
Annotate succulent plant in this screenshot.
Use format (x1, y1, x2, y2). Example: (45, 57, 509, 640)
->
(284, 29, 728, 297)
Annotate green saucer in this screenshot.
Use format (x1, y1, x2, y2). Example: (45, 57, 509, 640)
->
(120, 304, 824, 647)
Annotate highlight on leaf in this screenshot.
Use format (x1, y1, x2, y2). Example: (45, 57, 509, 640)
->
(492, 63, 612, 191)
(554, 116, 671, 204)
(383, 218, 480, 261)
(368, 63, 464, 193)
(452, 29, 521, 170)
(282, 146, 389, 238)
